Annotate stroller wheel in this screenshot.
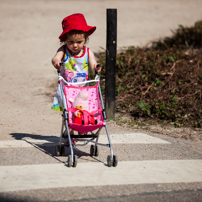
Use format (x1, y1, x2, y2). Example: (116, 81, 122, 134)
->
(56, 145, 60, 156)
(68, 155, 72, 167)
(56, 145, 65, 156)
(94, 145, 99, 157)
(61, 145, 65, 156)
(107, 155, 113, 167)
(68, 155, 77, 167)
(73, 155, 78, 167)
(113, 155, 118, 167)
(90, 145, 95, 156)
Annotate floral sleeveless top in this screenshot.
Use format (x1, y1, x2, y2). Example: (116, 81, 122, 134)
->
(62, 46, 89, 83)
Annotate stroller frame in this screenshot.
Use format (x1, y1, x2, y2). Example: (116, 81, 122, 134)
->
(55, 71, 118, 167)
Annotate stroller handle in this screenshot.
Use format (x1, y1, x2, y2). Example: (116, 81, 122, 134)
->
(58, 63, 100, 75)
(56, 63, 63, 75)
(95, 64, 101, 76)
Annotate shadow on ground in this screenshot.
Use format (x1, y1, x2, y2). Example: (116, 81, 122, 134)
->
(9, 133, 91, 159)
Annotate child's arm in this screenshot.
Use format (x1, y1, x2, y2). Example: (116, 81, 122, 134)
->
(89, 49, 102, 74)
(52, 46, 65, 70)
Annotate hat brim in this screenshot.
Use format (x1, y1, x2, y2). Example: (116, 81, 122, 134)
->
(59, 26, 96, 42)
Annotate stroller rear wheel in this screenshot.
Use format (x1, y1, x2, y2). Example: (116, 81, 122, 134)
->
(90, 145, 99, 157)
(56, 145, 65, 156)
(94, 145, 99, 157)
(90, 145, 95, 156)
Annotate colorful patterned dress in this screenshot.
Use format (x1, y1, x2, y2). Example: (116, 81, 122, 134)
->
(51, 46, 89, 111)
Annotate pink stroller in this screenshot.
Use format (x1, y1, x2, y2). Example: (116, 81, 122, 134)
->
(55, 70, 118, 167)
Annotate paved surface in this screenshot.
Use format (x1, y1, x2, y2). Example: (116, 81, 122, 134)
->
(0, 0, 202, 201)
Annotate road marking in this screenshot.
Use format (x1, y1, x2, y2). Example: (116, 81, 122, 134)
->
(0, 133, 169, 148)
(0, 140, 33, 148)
(105, 133, 170, 144)
(0, 139, 58, 148)
(0, 160, 201, 192)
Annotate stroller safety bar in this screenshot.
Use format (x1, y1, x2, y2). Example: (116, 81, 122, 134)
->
(58, 76, 99, 86)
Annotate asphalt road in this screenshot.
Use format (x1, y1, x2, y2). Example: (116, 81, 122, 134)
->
(0, 131, 202, 201)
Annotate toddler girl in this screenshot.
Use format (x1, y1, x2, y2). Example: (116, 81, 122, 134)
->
(51, 13, 101, 111)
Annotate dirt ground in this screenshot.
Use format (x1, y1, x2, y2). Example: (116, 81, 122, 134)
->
(0, 0, 202, 144)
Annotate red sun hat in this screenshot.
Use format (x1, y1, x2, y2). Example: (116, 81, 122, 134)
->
(59, 13, 96, 42)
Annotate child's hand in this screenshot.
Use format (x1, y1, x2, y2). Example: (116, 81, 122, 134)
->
(53, 61, 63, 70)
(95, 64, 101, 74)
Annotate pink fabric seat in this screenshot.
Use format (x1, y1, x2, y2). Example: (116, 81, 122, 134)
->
(63, 83, 104, 133)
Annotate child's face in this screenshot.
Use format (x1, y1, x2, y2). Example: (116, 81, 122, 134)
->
(66, 34, 86, 55)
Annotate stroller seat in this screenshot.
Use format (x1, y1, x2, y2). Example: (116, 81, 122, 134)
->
(63, 83, 104, 133)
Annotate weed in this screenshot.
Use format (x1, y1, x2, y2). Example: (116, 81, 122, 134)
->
(97, 20, 202, 128)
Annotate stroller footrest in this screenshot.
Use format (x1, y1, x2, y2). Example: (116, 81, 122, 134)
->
(69, 123, 104, 134)
(70, 134, 98, 139)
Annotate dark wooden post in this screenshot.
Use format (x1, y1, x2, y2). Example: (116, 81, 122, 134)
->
(105, 9, 117, 120)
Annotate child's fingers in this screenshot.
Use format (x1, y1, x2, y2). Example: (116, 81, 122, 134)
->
(55, 62, 62, 70)
(95, 63, 101, 73)
(57, 63, 63, 70)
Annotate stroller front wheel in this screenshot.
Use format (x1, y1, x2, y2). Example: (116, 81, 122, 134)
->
(107, 155, 113, 167)
(113, 155, 118, 167)
(68, 155, 72, 167)
(68, 155, 78, 167)
(107, 155, 118, 167)
(73, 155, 78, 167)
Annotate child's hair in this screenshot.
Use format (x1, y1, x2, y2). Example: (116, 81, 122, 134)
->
(61, 30, 89, 44)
